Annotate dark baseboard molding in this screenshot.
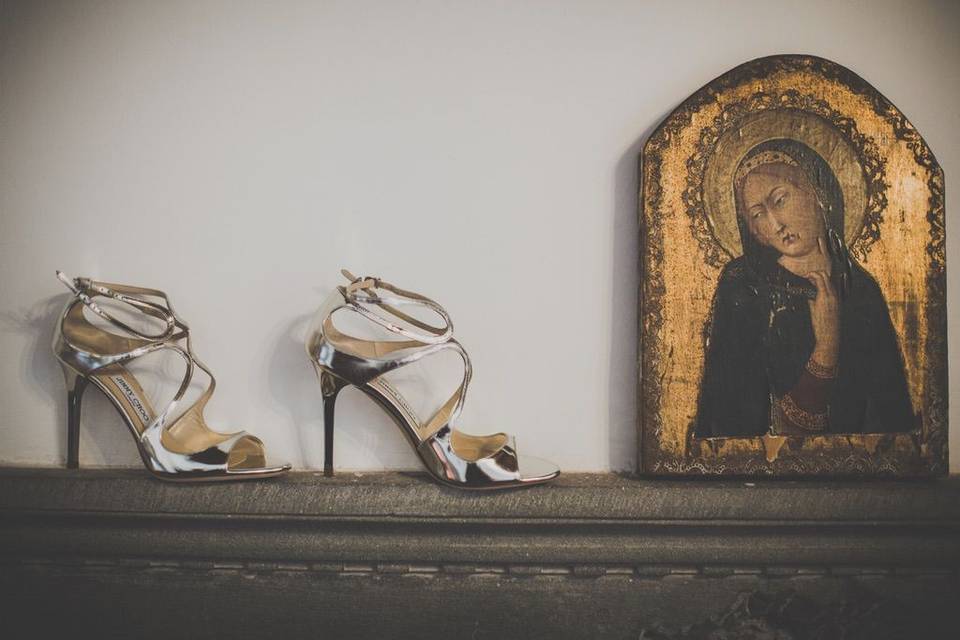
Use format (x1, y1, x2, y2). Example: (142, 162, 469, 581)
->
(1, 469, 959, 638)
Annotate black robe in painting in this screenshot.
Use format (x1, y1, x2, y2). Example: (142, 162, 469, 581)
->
(693, 255, 916, 437)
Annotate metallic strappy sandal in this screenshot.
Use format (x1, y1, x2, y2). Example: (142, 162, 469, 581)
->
(53, 272, 290, 481)
(305, 270, 560, 490)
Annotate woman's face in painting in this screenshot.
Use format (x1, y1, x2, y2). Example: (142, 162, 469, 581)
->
(739, 163, 824, 258)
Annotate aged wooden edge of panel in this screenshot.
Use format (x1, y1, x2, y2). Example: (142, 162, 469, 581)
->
(637, 54, 948, 477)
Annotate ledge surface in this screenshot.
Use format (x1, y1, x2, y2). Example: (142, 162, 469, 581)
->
(2, 469, 958, 639)
(2, 469, 959, 567)
(2, 468, 959, 522)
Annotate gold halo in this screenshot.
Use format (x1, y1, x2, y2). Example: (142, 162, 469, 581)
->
(702, 110, 868, 258)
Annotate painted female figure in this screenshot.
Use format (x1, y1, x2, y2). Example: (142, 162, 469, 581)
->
(694, 139, 916, 437)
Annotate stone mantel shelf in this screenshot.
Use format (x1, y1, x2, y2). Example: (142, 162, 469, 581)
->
(2, 468, 959, 566)
(2, 469, 958, 638)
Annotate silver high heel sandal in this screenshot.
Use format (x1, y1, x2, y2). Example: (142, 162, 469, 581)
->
(305, 270, 560, 490)
(53, 272, 290, 481)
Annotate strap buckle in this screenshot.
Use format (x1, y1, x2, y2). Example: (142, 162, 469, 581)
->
(343, 270, 383, 301)
(56, 271, 86, 295)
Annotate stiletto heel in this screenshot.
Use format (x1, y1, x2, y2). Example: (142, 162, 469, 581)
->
(61, 363, 88, 470)
(305, 270, 560, 490)
(52, 271, 290, 481)
(317, 367, 347, 477)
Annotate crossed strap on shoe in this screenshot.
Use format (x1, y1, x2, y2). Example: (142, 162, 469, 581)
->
(332, 270, 477, 442)
(55, 272, 268, 475)
(315, 270, 528, 485)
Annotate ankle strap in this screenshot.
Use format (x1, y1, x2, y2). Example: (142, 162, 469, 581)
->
(340, 269, 453, 345)
(56, 271, 182, 343)
(56, 271, 220, 438)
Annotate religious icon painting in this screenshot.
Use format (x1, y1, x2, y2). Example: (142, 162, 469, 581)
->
(639, 55, 946, 476)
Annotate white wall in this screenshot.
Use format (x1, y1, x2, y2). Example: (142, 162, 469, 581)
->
(2, 0, 958, 473)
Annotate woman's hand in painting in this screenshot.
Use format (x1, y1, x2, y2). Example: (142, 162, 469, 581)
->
(806, 270, 839, 367)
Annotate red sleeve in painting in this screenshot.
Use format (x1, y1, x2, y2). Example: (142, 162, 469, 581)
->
(775, 359, 836, 433)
